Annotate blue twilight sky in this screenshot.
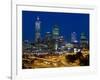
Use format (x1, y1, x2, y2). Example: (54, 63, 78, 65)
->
(22, 11, 89, 42)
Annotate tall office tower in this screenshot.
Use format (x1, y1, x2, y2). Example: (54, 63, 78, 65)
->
(71, 32, 79, 48)
(58, 36, 64, 47)
(51, 25, 60, 51)
(35, 17, 41, 43)
(71, 32, 78, 43)
(44, 32, 52, 50)
(80, 32, 88, 49)
(45, 32, 52, 42)
(52, 25, 60, 40)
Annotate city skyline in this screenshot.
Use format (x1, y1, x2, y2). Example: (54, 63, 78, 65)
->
(22, 11, 90, 68)
(22, 11, 89, 42)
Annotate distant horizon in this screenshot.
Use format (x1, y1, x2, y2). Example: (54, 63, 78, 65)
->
(22, 11, 89, 42)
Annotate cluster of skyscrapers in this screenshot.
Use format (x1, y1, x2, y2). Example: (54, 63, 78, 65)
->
(23, 17, 89, 55)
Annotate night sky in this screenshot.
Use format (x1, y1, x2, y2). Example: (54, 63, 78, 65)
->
(22, 11, 89, 42)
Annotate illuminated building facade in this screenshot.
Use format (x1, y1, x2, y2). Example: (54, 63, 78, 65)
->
(71, 32, 79, 48)
(58, 36, 65, 50)
(35, 17, 41, 43)
(52, 25, 60, 40)
(80, 32, 88, 49)
(71, 32, 77, 43)
(45, 32, 52, 42)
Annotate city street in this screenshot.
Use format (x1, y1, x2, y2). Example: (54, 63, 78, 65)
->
(22, 49, 89, 69)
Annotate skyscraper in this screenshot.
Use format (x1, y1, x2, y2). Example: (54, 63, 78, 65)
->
(71, 32, 78, 43)
(52, 25, 60, 40)
(71, 32, 79, 48)
(51, 25, 60, 51)
(45, 32, 52, 42)
(58, 36, 64, 48)
(80, 32, 88, 49)
(35, 17, 41, 43)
